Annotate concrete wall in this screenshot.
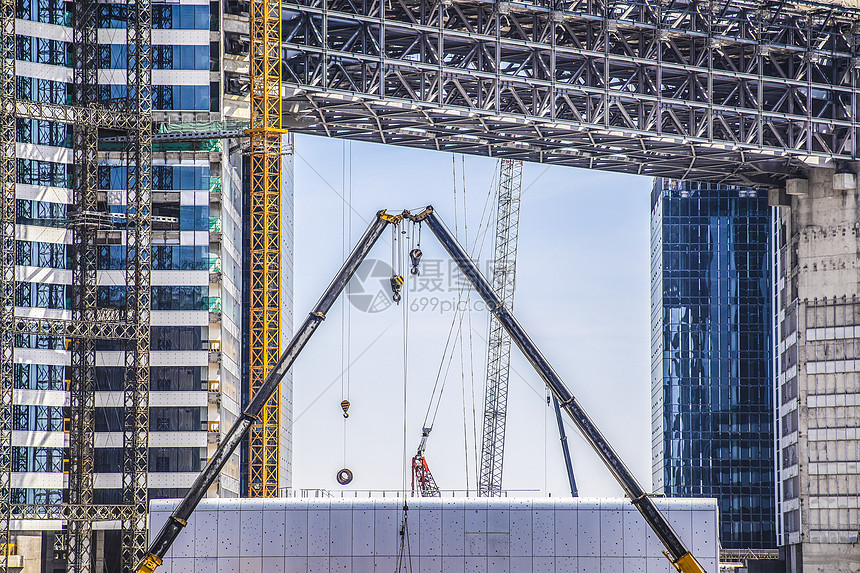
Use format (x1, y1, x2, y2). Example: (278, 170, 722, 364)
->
(773, 167, 860, 572)
(150, 497, 719, 573)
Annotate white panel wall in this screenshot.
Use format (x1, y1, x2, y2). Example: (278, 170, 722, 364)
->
(151, 497, 719, 573)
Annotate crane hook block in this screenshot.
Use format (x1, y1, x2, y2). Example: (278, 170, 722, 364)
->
(390, 275, 404, 303)
(409, 248, 423, 275)
(337, 468, 354, 485)
(341, 400, 350, 418)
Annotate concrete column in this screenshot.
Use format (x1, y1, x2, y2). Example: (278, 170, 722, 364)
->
(773, 167, 860, 573)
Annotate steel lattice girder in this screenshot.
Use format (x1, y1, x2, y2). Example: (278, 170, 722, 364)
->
(122, 0, 153, 570)
(12, 317, 141, 340)
(15, 102, 144, 131)
(280, 0, 860, 186)
(68, 2, 100, 570)
(10, 505, 133, 522)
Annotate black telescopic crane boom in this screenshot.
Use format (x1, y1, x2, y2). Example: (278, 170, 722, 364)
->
(419, 207, 706, 573)
(136, 210, 402, 573)
(139, 205, 705, 573)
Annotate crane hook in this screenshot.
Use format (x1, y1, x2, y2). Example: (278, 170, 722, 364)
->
(409, 248, 423, 275)
(341, 399, 350, 418)
(390, 274, 404, 303)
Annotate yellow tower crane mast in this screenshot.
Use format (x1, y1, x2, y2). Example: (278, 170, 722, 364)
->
(247, 0, 284, 497)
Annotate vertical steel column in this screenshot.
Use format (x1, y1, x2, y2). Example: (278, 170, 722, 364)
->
(477, 159, 522, 497)
(0, 1, 14, 571)
(67, 2, 100, 571)
(123, 0, 153, 569)
(247, 0, 284, 498)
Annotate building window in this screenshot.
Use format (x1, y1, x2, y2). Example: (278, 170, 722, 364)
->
(16, 119, 72, 148)
(152, 85, 210, 111)
(151, 366, 203, 391)
(95, 449, 123, 473)
(784, 509, 800, 533)
(782, 409, 798, 436)
(151, 326, 204, 351)
(151, 45, 209, 70)
(12, 406, 64, 432)
(151, 245, 211, 271)
(783, 476, 799, 501)
(152, 286, 210, 311)
(15, 76, 69, 105)
(16, 35, 68, 66)
(100, 4, 209, 29)
(11, 447, 64, 473)
(782, 443, 798, 468)
(10, 488, 63, 505)
(16, 241, 68, 268)
(150, 407, 201, 432)
(16, 158, 70, 188)
(97, 286, 127, 309)
(13, 364, 66, 391)
(17, 0, 69, 24)
(17, 200, 69, 227)
(95, 367, 125, 391)
(149, 448, 200, 472)
(97, 246, 126, 270)
(101, 165, 210, 191)
(16, 282, 68, 309)
(95, 408, 125, 432)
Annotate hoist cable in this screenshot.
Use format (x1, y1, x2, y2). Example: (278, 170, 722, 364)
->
(396, 219, 414, 573)
(419, 156, 496, 433)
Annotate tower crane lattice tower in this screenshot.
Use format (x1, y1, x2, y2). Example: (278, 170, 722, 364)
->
(477, 159, 522, 497)
(247, 0, 285, 497)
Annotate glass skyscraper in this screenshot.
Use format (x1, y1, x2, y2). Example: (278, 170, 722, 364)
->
(650, 179, 776, 549)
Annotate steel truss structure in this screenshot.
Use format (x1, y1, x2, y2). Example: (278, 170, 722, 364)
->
(478, 159, 521, 497)
(68, 2, 100, 570)
(0, 0, 15, 571)
(0, 1, 152, 572)
(281, 0, 860, 185)
(122, 0, 153, 568)
(248, 0, 286, 497)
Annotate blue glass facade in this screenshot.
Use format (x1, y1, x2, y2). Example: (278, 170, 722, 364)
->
(650, 179, 776, 549)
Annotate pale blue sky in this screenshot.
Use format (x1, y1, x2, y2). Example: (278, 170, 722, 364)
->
(289, 134, 654, 498)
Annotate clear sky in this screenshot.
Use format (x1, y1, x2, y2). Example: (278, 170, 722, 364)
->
(289, 133, 654, 499)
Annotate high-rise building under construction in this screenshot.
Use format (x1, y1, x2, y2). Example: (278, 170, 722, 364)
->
(5, 1, 293, 570)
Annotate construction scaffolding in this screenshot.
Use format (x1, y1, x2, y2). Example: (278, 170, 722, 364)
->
(0, 2, 16, 572)
(0, 1, 153, 571)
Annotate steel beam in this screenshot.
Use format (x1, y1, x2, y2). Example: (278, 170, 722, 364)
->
(11, 505, 133, 522)
(12, 318, 138, 340)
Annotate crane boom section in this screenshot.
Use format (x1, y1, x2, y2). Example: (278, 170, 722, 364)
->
(247, 0, 286, 497)
(478, 159, 522, 497)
